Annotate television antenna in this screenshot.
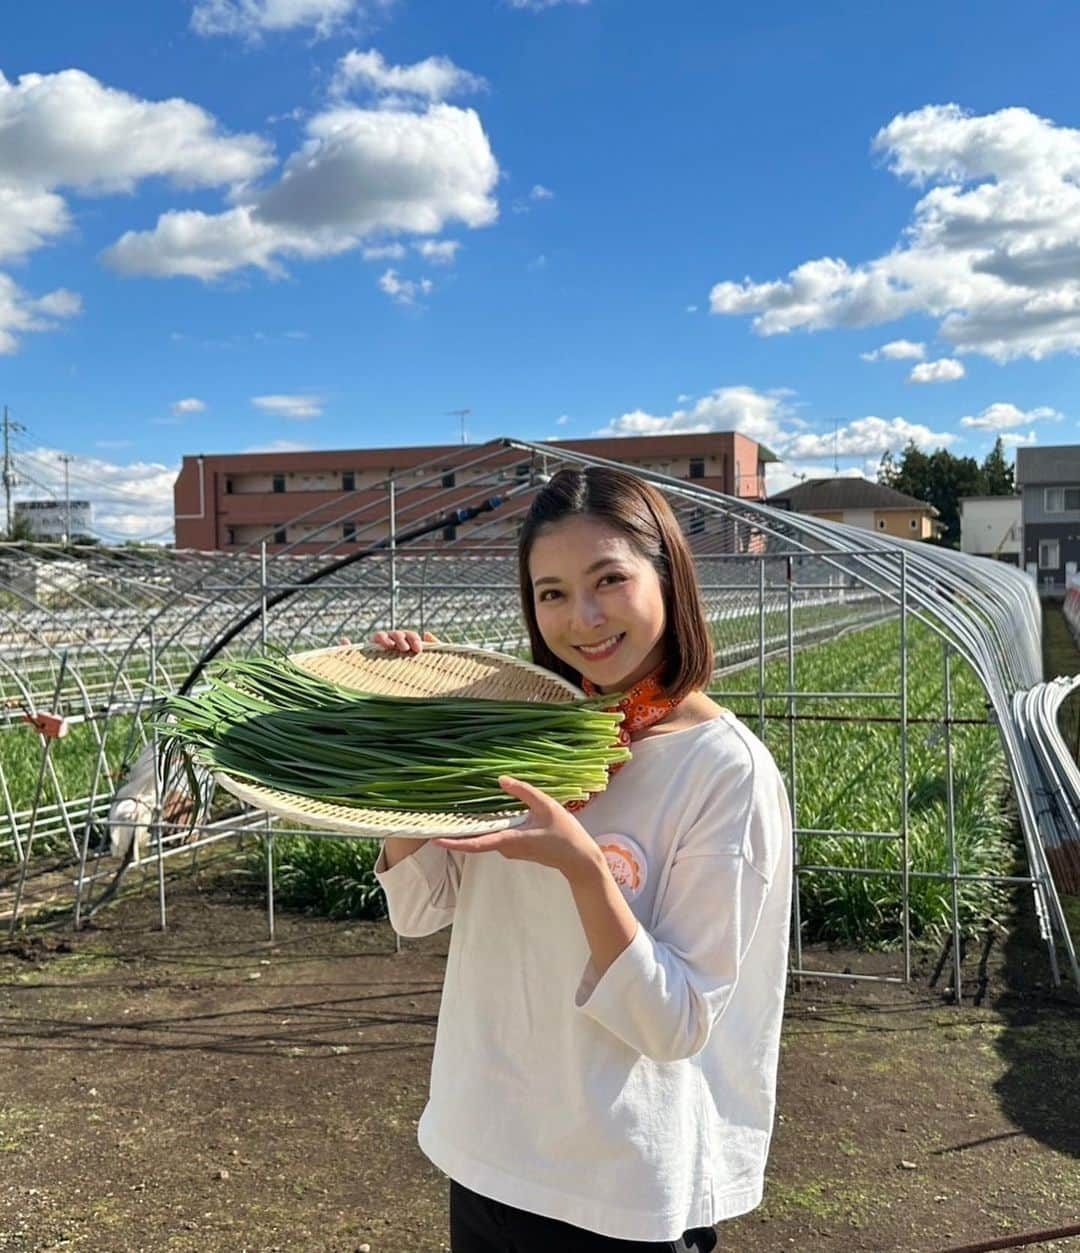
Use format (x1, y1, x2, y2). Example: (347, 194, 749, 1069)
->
(448, 409, 471, 445)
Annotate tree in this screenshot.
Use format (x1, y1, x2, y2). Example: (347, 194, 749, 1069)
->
(877, 438, 1016, 548)
(3, 513, 34, 542)
(980, 436, 1014, 495)
(876, 449, 898, 488)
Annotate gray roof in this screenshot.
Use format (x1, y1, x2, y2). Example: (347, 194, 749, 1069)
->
(1016, 445, 1080, 485)
(765, 476, 938, 514)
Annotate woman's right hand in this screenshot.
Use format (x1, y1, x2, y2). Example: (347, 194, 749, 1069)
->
(370, 629, 438, 654)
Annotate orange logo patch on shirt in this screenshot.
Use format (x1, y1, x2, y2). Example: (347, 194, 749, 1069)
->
(597, 834, 648, 902)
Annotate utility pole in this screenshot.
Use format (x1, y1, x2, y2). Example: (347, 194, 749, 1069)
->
(2, 406, 24, 537)
(58, 454, 73, 544)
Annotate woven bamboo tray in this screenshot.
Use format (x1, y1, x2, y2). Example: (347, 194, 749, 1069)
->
(212, 642, 587, 839)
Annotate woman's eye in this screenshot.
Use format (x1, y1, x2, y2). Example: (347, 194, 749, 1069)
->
(538, 589, 562, 602)
(599, 573, 627, 587)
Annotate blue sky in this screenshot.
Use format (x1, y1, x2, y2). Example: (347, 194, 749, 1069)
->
(3, 0, 1080, 538)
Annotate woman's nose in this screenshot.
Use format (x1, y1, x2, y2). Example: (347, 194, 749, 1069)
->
(569, 594, 605, 632)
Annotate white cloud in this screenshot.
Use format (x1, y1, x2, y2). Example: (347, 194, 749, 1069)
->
(252, 393, 324, 419)
(171, 396, 207, 415)
(861, 339, 925, 362)
(506, 0, 589, 8)
(908, 357, 965, 383)
(959, 402, 1061, 430)
(15, 444, 177, 539)
(0, 273, 80, 354)
(785, 415, 957, 459)
(593, 385, 957, 499)
(0, 184, 70, 263)
(191, 0, 367, 38)
(362, 242, 406, 260)
(530, 184, 554, 200)
(555, 414, 570, 426)
(594, 386, 793, 448)
(709, 103, 1080, 361)
(0, 69, 271, 196)
(331, 49, 486, 104)
(1000, 431, 1038, 448)
(0, 67, 270, 350)
(244, 439, 312, 452)
(378, 268, 433, 304)
(414, 239, 459, 264)
(105, 104, 499, 281)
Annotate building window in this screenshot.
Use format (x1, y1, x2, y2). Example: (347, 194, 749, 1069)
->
(443, 524, 458, 542)
(689, 457, 705, 479)
(342, 471, 355, 491)
(226, 527, 236, 545)
(272, 473, 286, 494)
(515, 461, 531, 479)
(442, 470, 456, 488)
(224, 477, 234, 495)
(274, 527, 287, 544)
(910, 518, 918, 529)
(878, 519, 886, 529)
(688, 509, 705, 535)
(1044, 487, 1080, 512)
(343, 521, 356, 541)
(1039, 539, 1061, 569)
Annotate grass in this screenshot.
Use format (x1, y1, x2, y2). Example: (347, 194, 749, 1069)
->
(718, 617, 1012, 947)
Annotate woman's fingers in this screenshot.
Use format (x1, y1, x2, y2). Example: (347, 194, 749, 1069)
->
(370, 628, 437, 653)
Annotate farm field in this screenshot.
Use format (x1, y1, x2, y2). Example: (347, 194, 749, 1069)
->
(260, 613, 1014, 952)
(718, 616, 1012, 949)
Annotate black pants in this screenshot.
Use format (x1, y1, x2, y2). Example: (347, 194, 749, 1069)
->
(449, 1179, 720, 1253)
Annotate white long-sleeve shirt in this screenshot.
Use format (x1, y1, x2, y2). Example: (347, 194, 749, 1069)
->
(373, 709, 793, 1242)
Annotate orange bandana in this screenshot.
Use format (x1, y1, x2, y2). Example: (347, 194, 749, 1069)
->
(565, 664, 679, 812)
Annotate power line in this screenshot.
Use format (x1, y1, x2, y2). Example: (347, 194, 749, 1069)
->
(12, 463, 169, 545)
(11, 443, 165, 508)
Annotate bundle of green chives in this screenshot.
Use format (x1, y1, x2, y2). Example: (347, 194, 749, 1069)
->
(158, 653, 630, 816)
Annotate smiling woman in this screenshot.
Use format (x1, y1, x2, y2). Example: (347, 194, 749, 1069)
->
(373, 464, 793, 1252)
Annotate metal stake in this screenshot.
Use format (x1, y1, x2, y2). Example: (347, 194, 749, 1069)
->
(786, 556, 803, 985)
(899, 552, 911, 984)
(9, 652, 68, 936)
(943, 641, 962, 1004)
(150, 625, 167, 931)
(388, 478, 398, 630)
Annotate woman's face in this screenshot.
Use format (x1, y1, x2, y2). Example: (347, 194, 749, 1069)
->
(528, 515, 667, 693)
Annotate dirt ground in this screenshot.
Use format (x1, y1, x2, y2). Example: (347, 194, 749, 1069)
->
(2, 604, 1079, 1253)
(0, 861, 1077, 1253)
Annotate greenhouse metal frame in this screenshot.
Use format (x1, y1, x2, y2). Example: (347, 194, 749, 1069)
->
(0, 437, 1076, 1002)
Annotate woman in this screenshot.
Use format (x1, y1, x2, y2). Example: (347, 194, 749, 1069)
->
(370, 465, 792, 1253)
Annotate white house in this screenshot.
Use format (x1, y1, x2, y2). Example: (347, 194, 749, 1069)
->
(13, 499, 93, 541)
(958, 496, 1021, 564)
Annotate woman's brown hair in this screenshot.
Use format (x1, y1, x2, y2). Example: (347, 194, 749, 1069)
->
(517, 464, 714, 701)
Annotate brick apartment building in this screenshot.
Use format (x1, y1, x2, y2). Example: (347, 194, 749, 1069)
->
(173, 432, 776, 553)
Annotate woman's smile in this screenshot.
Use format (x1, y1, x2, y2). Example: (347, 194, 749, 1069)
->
(574, 632, 626, 661)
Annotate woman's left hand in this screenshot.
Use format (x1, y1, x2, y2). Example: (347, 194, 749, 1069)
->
(431, 776, 603, 884)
